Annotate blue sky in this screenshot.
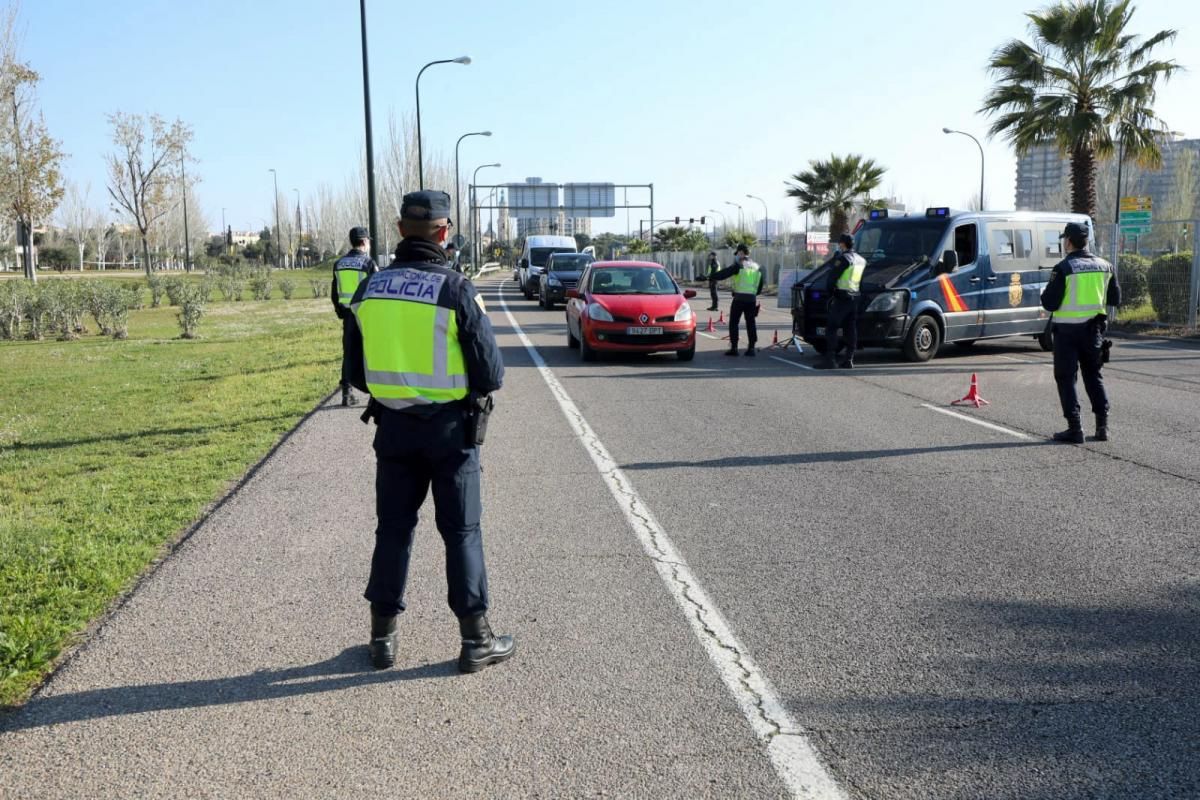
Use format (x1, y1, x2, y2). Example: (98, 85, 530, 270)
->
(19, 0, 1200, 236)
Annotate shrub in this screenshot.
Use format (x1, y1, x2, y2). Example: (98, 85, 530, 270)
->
(309, 279, 325, 298)
(176, 284, 206, 339)
(219, 276, 244, 301)
(0, 280, 29, 339)
(1147, 252, 1195, 325)
(21, 284, 51, 340)
(249, 271, 272, 301)
(197, 276, 215, 304)
(1117, 254, 1150, 309)
(83, 281, 114, 336)
(105, 287, 132, 339)
(278, 277, 295, 300)
(146, 274, 165, 307)
(163, 275, 186, 306)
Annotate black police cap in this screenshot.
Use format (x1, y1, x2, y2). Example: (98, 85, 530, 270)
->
(1061, 221, 1090, 240)
(349, 226, 369, 244)
(734, 243, 750, 254)
(400, 190, 453, 224)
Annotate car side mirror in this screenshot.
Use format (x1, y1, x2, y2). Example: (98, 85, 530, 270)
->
(520, 258, 528, 269)
(939, 250, 958, 273)
(683, 289, 697, 298)
(566, 289, 579, 299)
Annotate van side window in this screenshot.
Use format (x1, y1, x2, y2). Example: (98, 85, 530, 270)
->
(954, 224, 977, 267)
(1040, 229, 1063, 268)
(988, 226, 1036, 271)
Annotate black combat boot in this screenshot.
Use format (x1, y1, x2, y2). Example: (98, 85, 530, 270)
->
(837, 357, 854, 369)
(744, 346, 756, 357)
(1094, 415, 1108, 442)
(814, 358, 837, 370)
(341, 385, 357, 407)
(457, 615, 515, 674)
(724, 347, 738, 356)
(1052, 420, 1084, 444)
(369, 613, 397, 669)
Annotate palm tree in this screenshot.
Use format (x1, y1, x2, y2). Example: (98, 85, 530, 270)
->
(980, 0, 1178, 221)
(785, 154, 886, 238)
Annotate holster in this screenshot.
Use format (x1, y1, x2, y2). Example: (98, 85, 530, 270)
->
(464, 393, 495, 447)
(1088, 315, 1112, 364)
(360, 397, 381, 425)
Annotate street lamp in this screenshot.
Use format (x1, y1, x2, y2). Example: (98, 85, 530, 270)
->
(293, 188, 302, 268)
(724, 200, 744, 230)
(179, 151, 191, 272)
(471, 162, 501, 267)
(942, 127, 985, 211)
(221, 207, 227, 255)
(707, 208, 726, 242)
(268, 168, 282, 268)
(415, 56, 471, 190)
(746, 194, 769, 247)
(455, 130, 491, 247)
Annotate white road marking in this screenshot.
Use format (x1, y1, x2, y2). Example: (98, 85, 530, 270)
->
(921, 403, 1033, 440)
(494, 281, 848, 800)
(770, 356, 816, 371)
(995, 354, 1039, 363)
(697, 331, 723, 340)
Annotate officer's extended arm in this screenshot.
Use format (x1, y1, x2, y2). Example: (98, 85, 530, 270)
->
(709, 263, 740, 282)
(1040, 264, 1067, 312)
(457, 283, 504, 396)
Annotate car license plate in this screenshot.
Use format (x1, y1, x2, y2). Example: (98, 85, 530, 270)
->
(625, 326, 663, 335)
(815, 326, 825, 335)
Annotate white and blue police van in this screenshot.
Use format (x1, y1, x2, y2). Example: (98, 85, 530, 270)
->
(792, 208, 1094, 361)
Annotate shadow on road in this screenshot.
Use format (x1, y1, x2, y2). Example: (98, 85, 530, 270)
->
(0, 646, 458, 732)
(621, 440, 1048, 471)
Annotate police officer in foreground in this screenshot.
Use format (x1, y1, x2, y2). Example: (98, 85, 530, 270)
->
(344, 190, 514, 673)
(331, 226, 378, 406)
(709, 243, 764, 356)
(704, 250, 720, 311)
(815, 234, 865, 369)
(1040, 221, 1121, 443)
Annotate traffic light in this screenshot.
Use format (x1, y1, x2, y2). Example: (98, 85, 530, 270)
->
(674, 216, 680, 225)
(700, 216, 706, 225)
(688, 218, 695, 224)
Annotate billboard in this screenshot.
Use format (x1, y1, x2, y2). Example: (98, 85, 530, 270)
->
(563, 183, 616, 217)
(507, 183, 559, 219)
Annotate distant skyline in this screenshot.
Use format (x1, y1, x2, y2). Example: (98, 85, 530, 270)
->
(17, 0, 1200, 238)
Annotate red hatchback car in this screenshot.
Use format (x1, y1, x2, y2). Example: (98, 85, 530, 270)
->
(564, 261, 698, 361)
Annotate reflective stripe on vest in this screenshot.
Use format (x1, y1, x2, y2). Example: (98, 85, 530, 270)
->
(351, 268, 468, 410)
(1053, 265, 1111, 324)
(731, 263, 760, 295)
(835, 253, 866, 293)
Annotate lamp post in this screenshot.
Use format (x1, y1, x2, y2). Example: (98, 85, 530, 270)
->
(942, 127, 985, 211)
(293, 188, 302, 267)
(471, 162, 500, 267)
(358, 0, 380, 262)
(221, 207, 227, 255)
(746, 194, 769, 247)
(177, 151, 191, 272)
(724, 200, 743, 230)
(707, 208, 726, 242)
(455, 130, 491, 245)
(415, 56, 471, 190)
(268, 168, 282, 268)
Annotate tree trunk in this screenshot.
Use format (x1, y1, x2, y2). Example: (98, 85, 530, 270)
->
(19, 220, 36, 283)
(829, 209, 848, 239)
(1070, 145, 1098, 221)
(141, 235, 152, 277)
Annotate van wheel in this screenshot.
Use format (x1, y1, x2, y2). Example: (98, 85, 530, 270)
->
(903, 315, 941, 362)
(1038, 324, 1054, 351)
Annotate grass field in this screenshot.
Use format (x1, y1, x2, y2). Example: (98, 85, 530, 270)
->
(0, 287, 342, 706)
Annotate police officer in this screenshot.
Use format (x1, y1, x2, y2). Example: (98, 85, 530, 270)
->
(815, 234, 865, 369)
(704, 251, 720, 311)
(331, 226, 378, 406)
(343, 190, 514, 673)
(709, 243, 764, 356)
(445, 242, 462, 273)
(1040, 221, 1121, 443)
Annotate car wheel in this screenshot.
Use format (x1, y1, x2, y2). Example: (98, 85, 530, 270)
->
(540, 292, 552, 310)
(523, 282, 533, 300)
(1038, 323, 1054, 351)
(903, 315, 941, 362)
(566, 320, 579, 349)
(676, 344, 695, 361)
(580, 332, 596, 362)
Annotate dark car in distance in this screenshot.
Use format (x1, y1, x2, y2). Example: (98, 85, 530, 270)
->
(538, 252, 594, 309)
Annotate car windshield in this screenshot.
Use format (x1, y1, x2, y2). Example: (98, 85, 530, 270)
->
(549, 255, 592, 271)
(530, 247, 576, 267)
(589, 267, 677, 295)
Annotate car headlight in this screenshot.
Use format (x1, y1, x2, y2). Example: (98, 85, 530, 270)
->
(586, 302, 614, 322)
(865, 291, 907, 313)
(547, 275, 562, 287)
(674, 302, 693, 322)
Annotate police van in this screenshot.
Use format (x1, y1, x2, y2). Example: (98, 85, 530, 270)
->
(792, 208, 1094, 362)
(517, 235, 578, 300)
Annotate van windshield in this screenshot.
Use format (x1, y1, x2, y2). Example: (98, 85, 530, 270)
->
(853, 220, 949, 284)
(530, 247, 576, 267)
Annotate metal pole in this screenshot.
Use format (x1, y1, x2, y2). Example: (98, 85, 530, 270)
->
(747, 194, 768, 246)
(293, 189, 302, 267)
(269, 168, 281, 268)
(416, 57, 471, 191)
(454, 131, 491, 247)
(359, 0, 380, 262)
(221, 208, 227, 255)
(1113, 135, 1125, 227)
(649, 183, 654, 248)
(943, 128, 985, 210)
(180, 152, 191, 272)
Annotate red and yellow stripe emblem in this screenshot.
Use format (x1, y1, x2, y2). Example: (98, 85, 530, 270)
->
(939, 275, 968, 313)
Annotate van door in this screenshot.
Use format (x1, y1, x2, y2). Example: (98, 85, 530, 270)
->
(981, 222, 1044, 338)
(936, 222, 983, 342)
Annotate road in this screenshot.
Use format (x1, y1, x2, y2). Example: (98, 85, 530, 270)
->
(2, 274, 1198, 799)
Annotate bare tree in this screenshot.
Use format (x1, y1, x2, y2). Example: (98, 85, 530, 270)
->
(59, 180, 101, 270)
(92, 219, 113, 270)
(105, 112, 192, 277)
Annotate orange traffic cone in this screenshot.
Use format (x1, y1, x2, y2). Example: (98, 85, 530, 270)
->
(772, 329, 779, 345)
(705, 316, 715, 333)
(951, 373, 990, 408)
(718, 310, 725, 324)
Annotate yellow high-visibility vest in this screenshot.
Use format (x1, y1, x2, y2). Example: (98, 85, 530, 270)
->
(835, 253, 866, 293)
(334, 253, 372, 308)
(731, 262, 761, 295)
(1053, 263, 1112, 324)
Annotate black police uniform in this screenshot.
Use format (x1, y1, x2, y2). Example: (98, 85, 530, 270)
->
(824, 250, 860, 368)
(710, 255, 764, 354)
(331, 245, 378, 401)
(705, 256, 720, 310)
(1040, 244, 1121, 439)
(344, 191, 512, 672)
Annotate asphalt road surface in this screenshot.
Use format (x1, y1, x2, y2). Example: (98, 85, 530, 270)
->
(2, 275, 1197, 799)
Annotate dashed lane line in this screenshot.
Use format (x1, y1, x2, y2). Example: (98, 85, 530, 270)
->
(493, 280, 848, 800)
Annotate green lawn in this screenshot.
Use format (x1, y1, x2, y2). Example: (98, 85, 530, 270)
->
(0, 292, 341, 706)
